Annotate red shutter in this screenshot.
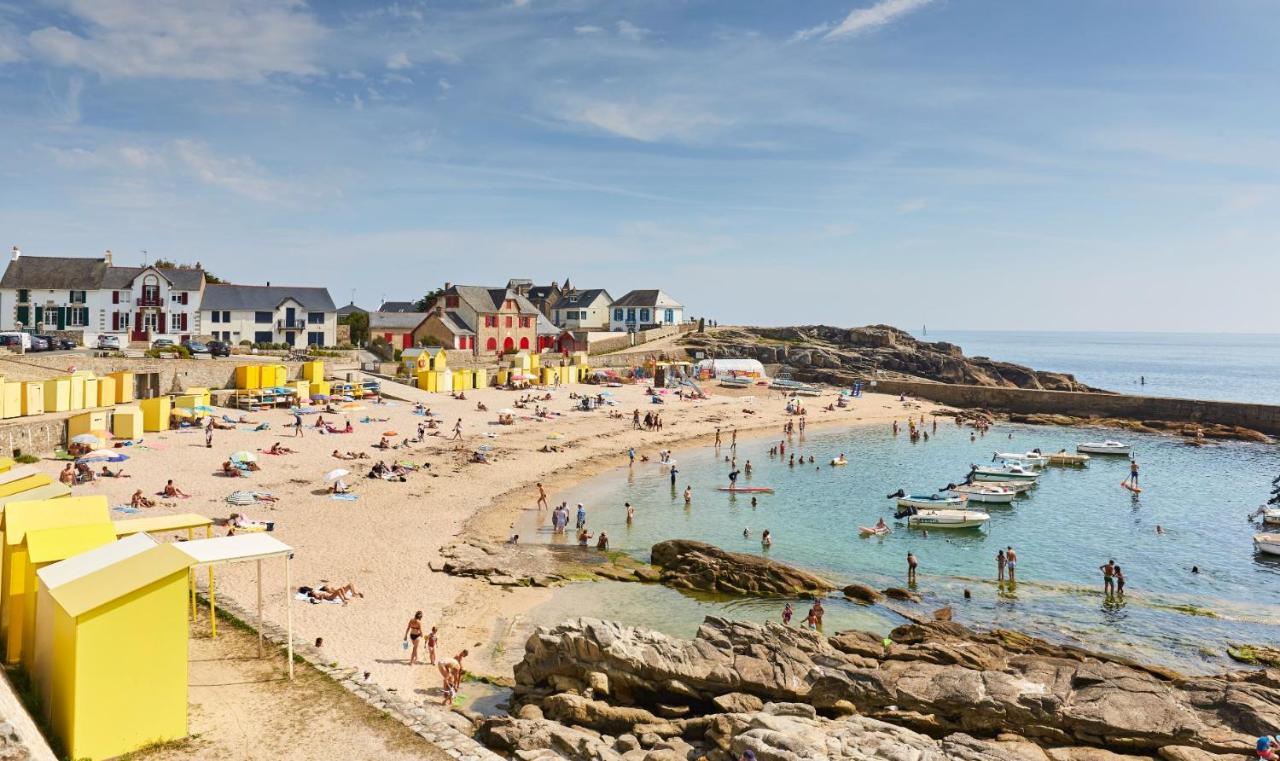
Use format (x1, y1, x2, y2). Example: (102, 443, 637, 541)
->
(112, 291, 119, 304)
(135, 313, 143, 333)
(402, 333, 412, 349)
(112, 312, 119, 330)
(181, 292, 189, 305)
(158, 312, 166, 334)
(181, 313, 188, 330)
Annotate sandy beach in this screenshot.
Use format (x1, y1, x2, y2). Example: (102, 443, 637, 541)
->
(31, 379, 941, 702)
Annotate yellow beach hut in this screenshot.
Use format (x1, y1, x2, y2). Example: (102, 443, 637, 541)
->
(20, 521, 118, 671)
(45, 542, 195, 761)
(0, 495, 111, 664)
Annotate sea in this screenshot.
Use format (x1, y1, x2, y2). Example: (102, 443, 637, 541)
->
(518, 332, 1280, 673)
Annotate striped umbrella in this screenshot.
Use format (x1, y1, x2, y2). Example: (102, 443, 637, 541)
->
(76, 452, 128, 464)
(229, 450, 257, 463)
(225, 491, 259, 506)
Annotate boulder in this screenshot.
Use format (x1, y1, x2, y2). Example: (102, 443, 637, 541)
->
(649, 540, 834, 597)
(712, 693, 764, 713)
(841, 583, 882, 604)
(880, 587, 921, 602)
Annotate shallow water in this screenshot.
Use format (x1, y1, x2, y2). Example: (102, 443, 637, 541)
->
(523, 416, 1280, 671)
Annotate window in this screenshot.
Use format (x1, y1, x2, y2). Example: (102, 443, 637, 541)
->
(221, 310, 230, 322)
(17, 289, 28, 302)
(505, 316, 513, 328)
(308, 331, 324, 346)
(171, 292, 183, 303)
(254, 331, 273, 344)
(446, 295, 459, 308)
(68, 307, 88, 326)
(614, 308, 623, 321)
(665, 309, 675, 322)
(69, 290, 86, 304)
(119, 290, 131, 303)
(308, 312, 324, 324)
(255, 311, 273, 324)
(627, 308, 636, 321)
(210, 311, 222, 323)
(521, 316, 531, 328)
(640, 308, 650, 322)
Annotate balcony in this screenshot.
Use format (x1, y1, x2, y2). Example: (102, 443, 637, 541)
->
(277, 319, 307, 330)
(136, 296, 163, 307)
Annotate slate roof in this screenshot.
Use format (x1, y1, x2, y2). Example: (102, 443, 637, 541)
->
(368, 311, 428, 331)
(536, 313, 560, 336)
(201, 284, 336, 312)
(612, 289, 682, 308)
(442, 312, 475, 335)
(0, 255, 208, 292)
(447, 285, 541, 315)
(378, 300, 417, 313)
(337, 302, 368, 316)
(558, 288, 611, 307)
(526, 284, 559, 302)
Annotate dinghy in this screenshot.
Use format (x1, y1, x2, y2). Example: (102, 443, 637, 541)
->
(904, 509, 990, 529)
(947, 484, 1016, 504)
(1254, 534, 1280, 556)
(1077, 441, 1131, 455)
(967, 478, 1036, 493)
(718, 376, 754, 388)
(888, 490, 966, 510)
(993, 451, 1048, 467)
(969, 464, 1040, 482)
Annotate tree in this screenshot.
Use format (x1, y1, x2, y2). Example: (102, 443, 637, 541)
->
(340, 311, 369, 345)
(151, 258, 226, 283)
(413, 288, 445, 312)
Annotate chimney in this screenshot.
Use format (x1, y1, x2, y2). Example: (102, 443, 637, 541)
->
(104, 249, 113, 265)
(444, 281, 452, 290)
(10, 246, 19, 261)
(195, 261, 203, 270)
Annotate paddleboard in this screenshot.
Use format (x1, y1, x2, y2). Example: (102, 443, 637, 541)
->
(1121, 481, 1143, 493)
(717, 486, 774, 493)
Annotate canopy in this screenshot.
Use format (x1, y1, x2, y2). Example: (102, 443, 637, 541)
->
(696, 358, 766, 377)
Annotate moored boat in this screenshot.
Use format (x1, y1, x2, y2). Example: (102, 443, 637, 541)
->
(1045, 451, 1090, 466)
(1261, 507, 1280, 526)
(948, 484, 1016, 504)
(889, 490, 967, 510)
(718, 376, 755, 388)
(972, 479, 1036, 493)
(770, 374, 823, 396)
(1077, 440, 1132, 455)
(905, 509, 990, 529)
(993, 451, 1049, 467)
(969, 464, 1040, 482)
(1254, 534, 1280, 556)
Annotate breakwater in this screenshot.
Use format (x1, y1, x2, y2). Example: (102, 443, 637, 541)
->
(864, 377, 1280, 435)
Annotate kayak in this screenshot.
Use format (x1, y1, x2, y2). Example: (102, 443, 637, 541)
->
(717, 486, 774, 493)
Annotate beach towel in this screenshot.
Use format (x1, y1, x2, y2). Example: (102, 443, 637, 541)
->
(112, 505, 143, 514)
(294, 592, 343, 604)
(331, 493, 358, 501)
(254, 423, 270, 431)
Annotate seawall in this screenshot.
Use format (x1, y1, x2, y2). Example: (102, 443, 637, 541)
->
(864, 378, 1280, 436)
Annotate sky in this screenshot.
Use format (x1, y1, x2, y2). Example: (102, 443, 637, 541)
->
(1, 0, 1278, 332)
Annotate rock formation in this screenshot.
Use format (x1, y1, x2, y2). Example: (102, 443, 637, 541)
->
(649, 540, 835, 597)
(508, 616, 1279, 758)
(681, 324, 1098, 391)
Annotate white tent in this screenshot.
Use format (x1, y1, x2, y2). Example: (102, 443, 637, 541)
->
(173, 534, 296, 679)
(696, 358, 766, 378)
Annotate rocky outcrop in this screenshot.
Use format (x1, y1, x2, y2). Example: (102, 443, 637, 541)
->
(1006, 413, 1272, 443)
(513, 617, 1279, 756)
(428, 538, 567, 587)
(681, 324, 1099, 392)
(648, 540, 835, 597)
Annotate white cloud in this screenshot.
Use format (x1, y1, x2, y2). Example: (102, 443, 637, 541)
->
(574, 25, 603, 35)
(387, 51, 411, 70)
(0, 27, 21, 63)
(27, 0, 324, 80)
(437, 78, 452, 91)
(170, 140, 298, 202)
(899, 198, 928, 213)
(511, 0, 531, 6)
(615, 20, 650, 41)
(796, 0, 935, 42)
(569, 100, 726, 143)
(432, 49, 462, 65)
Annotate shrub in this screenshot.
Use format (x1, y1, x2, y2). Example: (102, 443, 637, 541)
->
(14, 454, 39, 464)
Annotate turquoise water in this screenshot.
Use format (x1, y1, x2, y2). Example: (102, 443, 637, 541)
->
(523, 417, 1280, 671)
(924, 330, 1280, 404)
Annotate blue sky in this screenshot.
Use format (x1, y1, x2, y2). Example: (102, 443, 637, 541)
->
(1, 0, 1277, 331)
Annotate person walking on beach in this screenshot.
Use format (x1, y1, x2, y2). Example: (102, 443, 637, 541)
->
(451, 418, 463, 440)
(628, 447, 636, 466)
(535, 482, 548, 511)
(1100, 559, 1116, 595)
(731, 427, 738, 451)
(996, 548, 1006, 582)
(633, 409, 640, 429)
(907, 552, 918, 585)
(204, 418, 214, 448)
(427, 626, 438, 665)
(293, 410, 304, 438)
(403, 611, 424, 665)
(1006, 546, 1018, 582)
(715, 427, 722, 447)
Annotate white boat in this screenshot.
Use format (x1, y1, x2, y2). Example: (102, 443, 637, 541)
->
(948, 484, 1016, 504)
(1077, 441, 1131, 456)
(1254, 534, 1280, 556)
(975, 479, 1036, 493)
(970, 464, 1040, 482)
(891, 491, 967, 510)
(1262, 507, 1280, 525)
(906, 509, 990, 529)
(993, 451, 1048, 467)
(718, 376, 755, 388)
(771, 374, 823, 396)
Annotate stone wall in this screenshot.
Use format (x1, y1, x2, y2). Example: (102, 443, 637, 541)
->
(0, 416, 68, 459)
(867, 378, 1280, 435)
(0, 670, 57, 761)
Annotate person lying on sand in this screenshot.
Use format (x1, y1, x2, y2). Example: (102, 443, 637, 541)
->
(210, 419, 236, 430)
(374, 437, 391, 449)
(227, 513, 274, 534)
(162, 480, 190, 498)
(267, 442, 295, 455)
(476, 401, 488, 412)
(131, 489, 155, 508)
(75, 463, 96, 482)
(100, 465, 129, 478)
(300, 583, 362, 605)
(221, 461, 245, 478)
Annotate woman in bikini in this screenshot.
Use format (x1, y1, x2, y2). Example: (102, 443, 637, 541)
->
(403, 611, 424, 665)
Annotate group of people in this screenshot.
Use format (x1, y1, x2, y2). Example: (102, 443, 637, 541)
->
(633, 409, 665, 431)
(781, 598, 823, 629)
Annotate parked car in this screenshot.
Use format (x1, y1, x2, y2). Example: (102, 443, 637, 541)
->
(54, 337, 77, 350)
(0, 332, 32, 350)
(97, 334, 121, 350)
(187, 341, 210, 355)
(207, 340, 232, 357)
(151, 338, 176, 349)
(28, 335, 50, 351)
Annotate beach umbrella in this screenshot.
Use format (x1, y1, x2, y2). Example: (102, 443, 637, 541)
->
(194, 405, 215, 413)
(311, 394, 330, 401)
(76, 452, 128, 464)
(229, 450, 257, 463)
(324, 468, 350, 482)
(383, 430, 398, 437)
(225, 491, 259, 506)
(498, 408, 515, 415)
(70, 433, 103, 445)
(172, 408, 194, 419)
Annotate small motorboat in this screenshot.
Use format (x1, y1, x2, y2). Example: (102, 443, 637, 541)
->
(904, 509, 990, 529)
(969, 479, 1036, 493)
(1254, 534, 1280, 556)
(969, 464, 1040, 482)
(888, 489, 967, 510)
(993, 451, 1048, 467)
(718, 376, 755, 388)
(830, 455, 848, 466)
(717, 486, 774, 493)
(1077, 441, 1132, 456)
(947, 484, 1016, 504)
(1253, 507, 1280, 525)
(1045, 451, 1090, 466)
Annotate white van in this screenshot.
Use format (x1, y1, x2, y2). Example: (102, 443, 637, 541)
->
(0, 332, 32, 350)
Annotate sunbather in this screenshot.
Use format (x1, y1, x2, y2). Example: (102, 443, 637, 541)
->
(331, 478, 351, 494)
(59, 463, 75, 485)
(221, 460, 245, 477)
(162, 480, 190, 498)
(131, 489, 156, 508)
(74, 462, 96, 483)
(332, 449, 352, 460)
(99, 465, 129, 478)
(375, 437, 391, 449)
(301, 582, 362, 605)
(267, 442, 295, 455)
(228, 513, 274, 534)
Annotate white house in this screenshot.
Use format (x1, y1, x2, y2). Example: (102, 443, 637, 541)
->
(0, 248, 205, 344)
(551, 288, 613, 331)
(609, 290, 684, 333)
(199, 283, 337, 347)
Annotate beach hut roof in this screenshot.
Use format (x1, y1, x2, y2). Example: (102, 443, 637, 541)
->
(0, 482, 70, 510)
(173, 534, 293, 566)
(0, 464, 41, 488)
(113, 513, 214, 538)
(49, 543, 194, 618)
(2, 496, 110, 546)
(37, 533, 157, 591)
(25, 523, 118, 565)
